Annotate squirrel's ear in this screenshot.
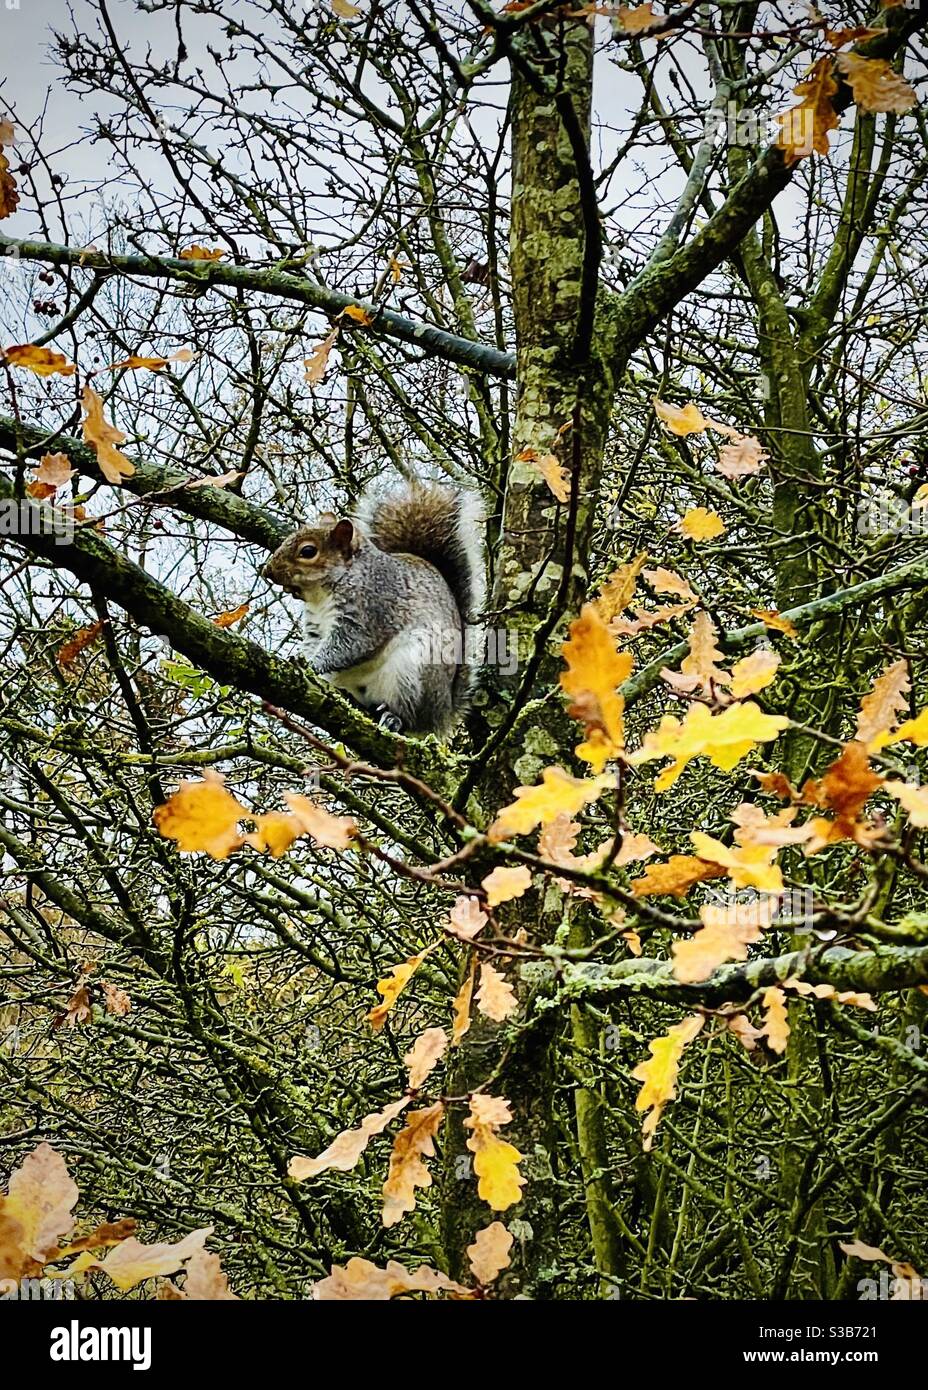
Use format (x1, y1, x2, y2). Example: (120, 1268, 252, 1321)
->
(330, 518, 356, 556)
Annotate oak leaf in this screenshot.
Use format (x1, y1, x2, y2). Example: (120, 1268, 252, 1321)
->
(288, 1097, 410, 1181)
(836, 54, 917, 114)
(369, 951, 432, 1031)
(313, 1257, 467, 1301)
(74, 1228, 213, 1291)
(304, 328, 338, 384)
(759, 986, 789, 1053)
(476, 963, 518, 1022)
(856, 659, 910, 748)
(679, 507, 725, 540)
(382, 1102, 444, 1228)
(632, 1014, 704, 1150)
(404, 1027, 448, 1089)
(179, 244, 224, 260)
(57, 620, 105, 669)
(631, 854, 725, 899)
(776, 58, 840, 164)
(451, 959, 477, 1045)
(560, 603, 632, 770)
(489, 765, 612, 841)
(481, 865, 532, 907)
(465, 1095, 526, 1213)
(0, 1143, 78, 1282)
(629, 700, 789, 791)
(81, 385, 135, 484)
(1, 344, 75, 377)
(728, 647, 780, 699)
(467, 1222, 513, 1287)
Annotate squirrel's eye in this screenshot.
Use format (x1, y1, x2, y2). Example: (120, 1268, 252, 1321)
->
(298, 543, 318, 560)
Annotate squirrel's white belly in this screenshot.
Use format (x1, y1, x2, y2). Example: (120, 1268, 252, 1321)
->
(329, 633, 421, 711)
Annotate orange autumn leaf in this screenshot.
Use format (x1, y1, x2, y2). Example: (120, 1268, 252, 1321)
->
(382, 1102, 444, 1228)
(800, 741, 884, 853)
(153, 770, 247, 859)
(107, 348, 195, 372)
(27, 453, 74, 501)
(560, 603, 632, 771)
(288, 1096, 409, 1181)
(750, 608, 799, 639)
(2, 344, 75, 377)
(81, 385, 136, 484)
(631, 854, 725, 899)
(776, 58, 840, 164)
(179, 244, 225, 261)
(212, 602, 250, 628)
(280, 792, 357, 850)
(339, 304, 373, 325)
(517, 448, 570, 503)
(632, 1014, 704, 1151)
(57, 620, 106, 669)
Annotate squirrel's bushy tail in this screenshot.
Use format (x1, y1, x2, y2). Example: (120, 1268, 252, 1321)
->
(356, 481, 486, 710)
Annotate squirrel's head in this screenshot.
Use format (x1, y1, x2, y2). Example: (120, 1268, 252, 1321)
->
(261, 513, 363, 597)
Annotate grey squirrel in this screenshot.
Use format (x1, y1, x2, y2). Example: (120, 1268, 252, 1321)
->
(262, 482, 485, 735)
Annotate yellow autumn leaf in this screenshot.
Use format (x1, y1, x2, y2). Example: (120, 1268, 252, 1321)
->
(560, 603, 632, 771)
(629, 700, 789, 791)
(630, 854, 726, 899)
(153, 770, 246, 859)
(368, 950, 432, 1031)
(886, 781, 928, 828)
(382, 1102, 444, 1228)
(489, 765, 612, 842)
(728, 647, 781, 699)
(690, 831, 784, 895)
(179, 244, 224, 260)
(517, 448, 570, 503)
(312, 1257, 467, 1301)
(672, 899, 773, 984)
(339, 303, 373, 325)
(331, 0, 361, 16)
(870, 707, 928, 750)
(760, 986, 790, 1053)
(75, 1228, 212, 1291)
(661, 610, 729, 695)
(632, 1014, 704, 1151)
(680, 507, 725, 541)
(107, 348, 195, 372)
(481, 865, 532, 907)
(751, 608, 799, 639)
(467, 1221, 513, 1287)
(1, 344, 76, 377)
(594, 551, 648, 622)
(654, 398, 713, 436)
(281, 792, 357, 850)
(289, 1097, 409, 1181)
(452, 959, 477, 1046)
(465, 1095, 526, 1213)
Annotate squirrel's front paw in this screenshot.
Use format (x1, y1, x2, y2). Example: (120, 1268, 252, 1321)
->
(374, 704, 403, 734)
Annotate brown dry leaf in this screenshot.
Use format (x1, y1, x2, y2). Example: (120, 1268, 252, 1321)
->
(465, 1095, 526, 1213)
(615, 1, 661, 33)
(467, 1221, 513, 1287)
(716, 434, 767, 479)
(726, 1013, 766, 1052)
(751, 608, 799, 639)
(856, 659, 910, 748)
(74, 1228, 212, 1292)
(825, 26, 881, 47)
(679, 507, 725, 541)
(481, 865, 532, 907)
(186, 470, 245, 490)
(81, 385, 135, 484)
(368, 950, 432, 1031)
(388, 254, 406, 284)
(632, 1014, 704, 1151)
(448, 895, 488, 940)
(672, 898, 774, 984)
(643, 566, 696, 602)
(594, 551, 648, 622)
(776, 58, 840, 164)
(288, 1097, 409, 1182)
(560, 603, 632, 771)
(611, 600, 695, 638)
(404, 1027, 448, 1090)
(179, 244, 224, 260)
(280, 792, 358, 850)
(382, 1102, 444, 1228)
(476, 963, 518, 1022)
(57, 620, 105, 669)
(179, 1247, 238, 1300)
(451, 958, 477, 1046)
(312, 1257, 467, 1301)
(2, 344, 76, 377)
(729, 648, 780, 700)
(760, 986, 790, 1054)
(107, 349, 195, 372)
(101, 980, 131, 1017)
(631, 854, 725, 899)
(836, 54, 917, 114)
(29, 454, 74, 500)
(212, 602, 250, 628)
(304, 328, 338, 385)
(65, 983, 92, 1029)
(489, 765, 612, 842)
(0, 1143, 78, 1282)
(662, 610, 730, 695)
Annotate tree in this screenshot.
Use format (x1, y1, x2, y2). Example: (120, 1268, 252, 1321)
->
(1, 0, 927, 1300)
